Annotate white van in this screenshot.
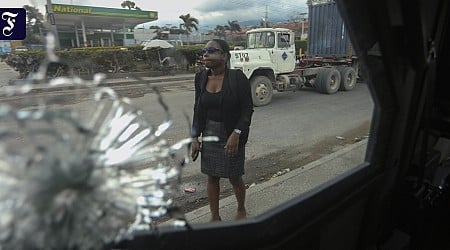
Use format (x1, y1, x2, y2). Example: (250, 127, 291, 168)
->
(14, 46, 28, 52)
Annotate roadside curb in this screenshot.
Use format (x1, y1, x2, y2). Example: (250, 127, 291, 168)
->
(5, 74, 195, 92)
(1, 58, 195, 89)
(242, 139, 368, 195)
(162, 139, 368, 226)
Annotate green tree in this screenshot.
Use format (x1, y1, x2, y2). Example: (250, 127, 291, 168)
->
(214, 25, 227, 39)
(23, 5, 45, 45)
(120, 1, 141, 10)
(168, 26, 185, 35)
(227, 20, 241, 33)
(179, 14, 199, 43)
(227, 20, 241, 41)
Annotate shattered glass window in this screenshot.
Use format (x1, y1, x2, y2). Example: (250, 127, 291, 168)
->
(0, 1, 373, 249)
(0, 34, 218, 249)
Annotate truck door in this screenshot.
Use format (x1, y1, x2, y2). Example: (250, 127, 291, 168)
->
(274, 32, 296, 73)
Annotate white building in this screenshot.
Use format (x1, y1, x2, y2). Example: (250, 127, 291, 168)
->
(0, 41, 12, 55)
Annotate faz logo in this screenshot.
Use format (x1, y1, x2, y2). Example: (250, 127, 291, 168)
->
(0, 8, 26, 40)
(234, 52, 249, 62)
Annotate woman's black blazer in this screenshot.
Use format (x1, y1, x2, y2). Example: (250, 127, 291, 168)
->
(192, 68, 254, 145)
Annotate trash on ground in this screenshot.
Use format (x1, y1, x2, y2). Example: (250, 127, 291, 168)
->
(184, 187, 196, 193)
(272, 168, 291, 178)
(336, 136, 345, 140)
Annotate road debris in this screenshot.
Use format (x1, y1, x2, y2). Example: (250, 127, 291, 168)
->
(184, 187, 196, 193)
(272, 168, 290, 178)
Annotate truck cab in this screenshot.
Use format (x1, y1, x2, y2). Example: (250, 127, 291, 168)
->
(230, 28, 296, 78)
(230, 28, 299, 106)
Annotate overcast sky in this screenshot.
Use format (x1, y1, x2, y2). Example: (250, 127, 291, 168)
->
(2, 0, 308, 30)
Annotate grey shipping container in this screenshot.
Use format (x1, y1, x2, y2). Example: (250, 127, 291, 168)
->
(307, 2, 355, 58)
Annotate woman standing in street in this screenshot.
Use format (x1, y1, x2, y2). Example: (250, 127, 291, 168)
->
(191, 39, 253, 221)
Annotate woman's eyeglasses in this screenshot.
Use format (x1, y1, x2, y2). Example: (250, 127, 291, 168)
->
(201, 47, 224, 54)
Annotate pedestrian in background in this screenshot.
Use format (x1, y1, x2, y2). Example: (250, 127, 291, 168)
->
(191, 39, 253, 221)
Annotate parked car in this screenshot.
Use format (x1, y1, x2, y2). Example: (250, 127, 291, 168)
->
(29, 44, 45, 50)
(14, 46, 28, 52)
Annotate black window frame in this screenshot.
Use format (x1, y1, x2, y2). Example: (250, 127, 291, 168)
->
(111, 0, 450, 249)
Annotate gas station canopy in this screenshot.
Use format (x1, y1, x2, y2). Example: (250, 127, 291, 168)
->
(46, 4, 158, 47)
(49, 3, 158, 31)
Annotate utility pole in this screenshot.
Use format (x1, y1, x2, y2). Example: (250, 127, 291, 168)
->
(299, 12, 307, 40)
(264, 5, 269, 28)
(46, 0, 61, 49)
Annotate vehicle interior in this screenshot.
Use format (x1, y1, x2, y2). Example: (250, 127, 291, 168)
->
(113, 0, 450, 249)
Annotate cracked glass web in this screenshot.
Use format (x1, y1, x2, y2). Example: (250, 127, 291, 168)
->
(0, 34, 216, 249)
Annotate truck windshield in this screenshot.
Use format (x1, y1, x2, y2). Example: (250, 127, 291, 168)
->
(247, 31, 275, 49)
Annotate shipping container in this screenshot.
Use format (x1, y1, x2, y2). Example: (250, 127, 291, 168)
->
(308, 2, 354, 57)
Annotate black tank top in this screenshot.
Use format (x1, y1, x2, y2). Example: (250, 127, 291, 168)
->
(201, 90, 224, 122)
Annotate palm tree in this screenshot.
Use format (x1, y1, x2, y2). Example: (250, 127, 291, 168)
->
(227, 20, 241, 33)
(179, 14, 199, 43)
(121, 1, 141, 10)
(23, 5, 45, 45)
(214, 25, 227, 39)
(227, 20, 241, 41)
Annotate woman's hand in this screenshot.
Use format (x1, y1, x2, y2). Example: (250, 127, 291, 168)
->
(224, 132, 240, 156)
(191, 138, 201, 161)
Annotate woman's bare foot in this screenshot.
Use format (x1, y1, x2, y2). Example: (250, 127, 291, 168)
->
(235, 210, 247, 220)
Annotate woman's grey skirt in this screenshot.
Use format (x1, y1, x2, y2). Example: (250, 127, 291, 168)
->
(201, 120, 245, 178)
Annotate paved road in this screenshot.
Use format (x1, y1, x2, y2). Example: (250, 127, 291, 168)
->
(0, 61, 374, 220)
(100, 78, 374, 215)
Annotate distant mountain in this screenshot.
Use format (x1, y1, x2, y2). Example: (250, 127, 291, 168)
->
(199, 17, 289, 32)
(238, 20, 260, 27)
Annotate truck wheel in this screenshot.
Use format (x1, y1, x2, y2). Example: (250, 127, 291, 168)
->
(250, 75, 273, 106)
(317, 68, 341, 94)
(339, 67, 357, 91)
